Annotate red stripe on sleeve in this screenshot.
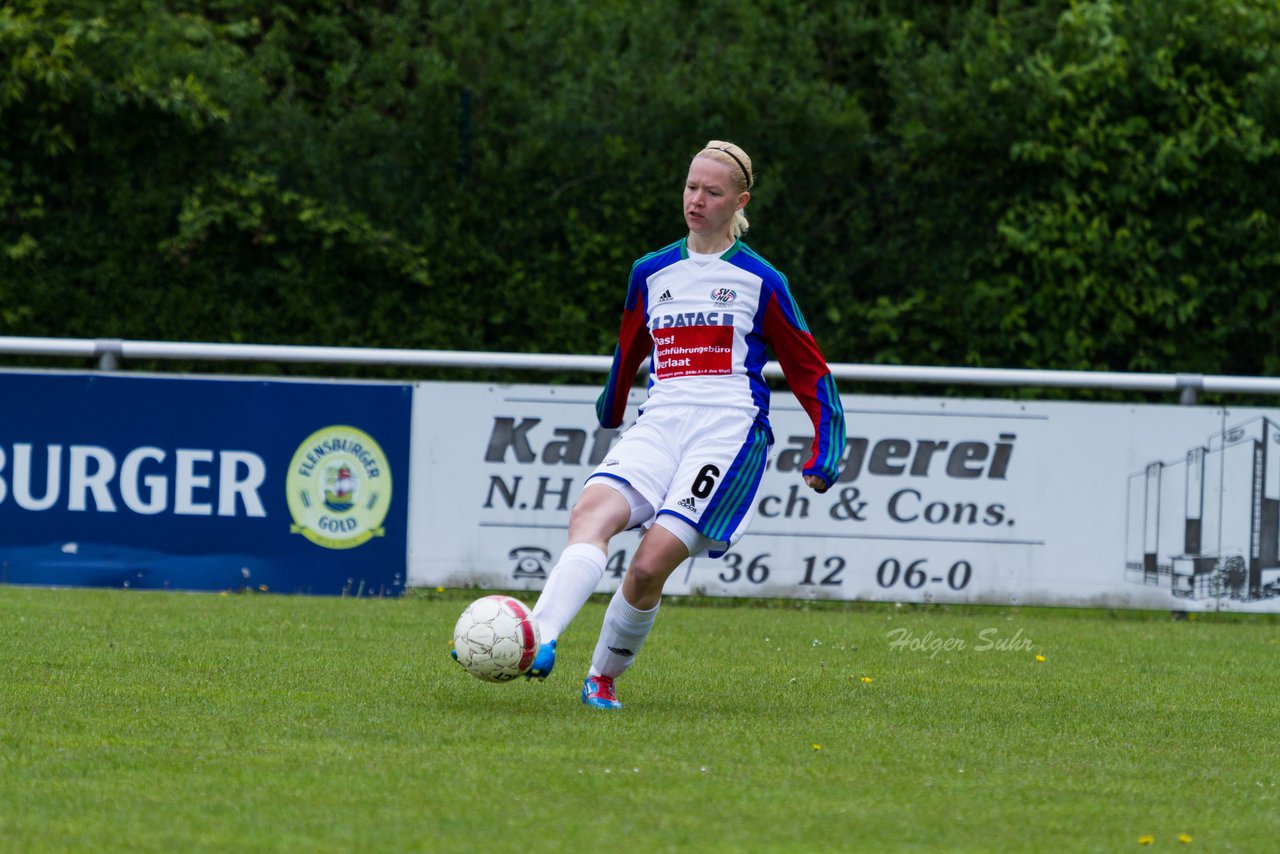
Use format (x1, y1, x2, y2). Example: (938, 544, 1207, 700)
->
(763, 294, 836, 471)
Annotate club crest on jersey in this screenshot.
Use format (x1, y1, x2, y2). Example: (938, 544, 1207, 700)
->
(710, 287, 737, 304)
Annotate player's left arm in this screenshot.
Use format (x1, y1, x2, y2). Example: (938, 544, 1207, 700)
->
(761, 283, 846, 492)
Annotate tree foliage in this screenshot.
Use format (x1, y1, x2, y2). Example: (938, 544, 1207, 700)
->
(2, 0, 1279, 379)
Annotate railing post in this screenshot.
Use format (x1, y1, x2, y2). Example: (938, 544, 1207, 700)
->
(1176, 374, 1203, 406)
(95, 339, 123, 371)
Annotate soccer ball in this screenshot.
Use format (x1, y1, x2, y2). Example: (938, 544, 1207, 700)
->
(452, 595, 541, 683)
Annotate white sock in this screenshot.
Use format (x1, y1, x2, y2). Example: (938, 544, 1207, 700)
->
(531, 543, 606, 643)
(589, 587, 659, 679)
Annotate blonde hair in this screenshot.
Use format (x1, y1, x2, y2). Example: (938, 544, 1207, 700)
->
(695, 140, 753, 238)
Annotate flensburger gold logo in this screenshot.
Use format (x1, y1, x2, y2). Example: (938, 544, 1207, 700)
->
(287, 425, 391, 549)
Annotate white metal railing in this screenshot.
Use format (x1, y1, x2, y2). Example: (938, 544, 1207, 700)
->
(4, 335, 1280, 403)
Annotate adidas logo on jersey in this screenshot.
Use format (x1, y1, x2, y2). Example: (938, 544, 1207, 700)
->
(678, 497, 697, 512)
(657, 289, 674, 303)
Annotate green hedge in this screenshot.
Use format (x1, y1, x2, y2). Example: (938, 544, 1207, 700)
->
(3, 1, 1279, 381)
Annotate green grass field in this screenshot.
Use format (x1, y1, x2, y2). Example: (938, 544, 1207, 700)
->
(1, 586, 1277, 853)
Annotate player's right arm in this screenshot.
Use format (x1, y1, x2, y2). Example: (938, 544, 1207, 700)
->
(595, 266, 653, 429)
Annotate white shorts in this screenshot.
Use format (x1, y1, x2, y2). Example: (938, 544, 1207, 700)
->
(586, 405, 771, 558)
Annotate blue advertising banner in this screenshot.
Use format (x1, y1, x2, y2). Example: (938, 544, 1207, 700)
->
(0, 370, 411, 595)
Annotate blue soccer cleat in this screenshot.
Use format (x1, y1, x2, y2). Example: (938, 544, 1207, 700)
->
(523, 639, 557, 680)
(581, 674, 622, 710)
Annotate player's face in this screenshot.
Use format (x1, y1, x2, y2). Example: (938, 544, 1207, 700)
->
(684, 157, 747, 243)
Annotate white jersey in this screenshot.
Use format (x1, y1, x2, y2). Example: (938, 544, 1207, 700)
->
(596, 237, 845, 487)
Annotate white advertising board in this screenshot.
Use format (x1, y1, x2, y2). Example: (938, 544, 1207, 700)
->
(408, 381, 1280, 612)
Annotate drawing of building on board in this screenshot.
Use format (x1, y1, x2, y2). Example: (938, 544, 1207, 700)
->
(1126, 416, 1280, 601)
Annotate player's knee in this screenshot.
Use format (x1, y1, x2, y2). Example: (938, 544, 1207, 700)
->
(625, 555, 671, 594)
(625, 563, 662, 596)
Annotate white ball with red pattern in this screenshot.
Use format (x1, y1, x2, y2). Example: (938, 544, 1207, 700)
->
(452, 595, 541, 683)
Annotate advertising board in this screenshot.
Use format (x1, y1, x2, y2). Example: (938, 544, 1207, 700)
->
(0, 370, 411, 595)
(409, 381, 1280, 612)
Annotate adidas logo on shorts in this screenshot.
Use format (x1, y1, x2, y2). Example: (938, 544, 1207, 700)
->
(678, 497, 697, 512)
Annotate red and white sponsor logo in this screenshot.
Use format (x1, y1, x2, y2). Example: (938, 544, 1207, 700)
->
(652, 325, 734, 379)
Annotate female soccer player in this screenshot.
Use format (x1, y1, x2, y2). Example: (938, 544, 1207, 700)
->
(526, 140, 846, 709)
